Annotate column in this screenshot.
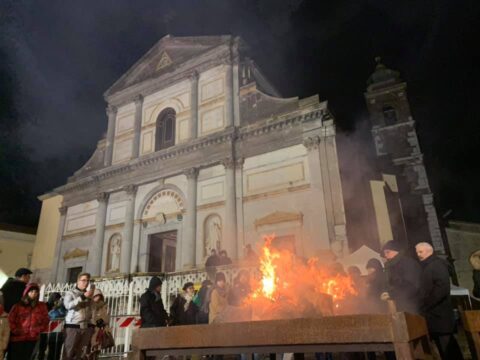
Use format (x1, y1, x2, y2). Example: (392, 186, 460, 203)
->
(232, 40, 241, 126)
(303, 136, 332, 251)
(130, 221, 141, 273)
(121, 185, 137, 274)
(235, 158, 245, 258)
(223, 158, 237, 259)
(91, 192, 109, 276)
(50, 206, 67, 283)
(322, 126, 348, 249)
(182, 168, 198, 269)
(189, 71, 199, 139)
(131, 96, 143, 159)
(224, 63, 234, 127)
(104, 105, 117, 166)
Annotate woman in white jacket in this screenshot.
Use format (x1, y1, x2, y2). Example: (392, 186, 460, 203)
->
(89, 289, 111, 359)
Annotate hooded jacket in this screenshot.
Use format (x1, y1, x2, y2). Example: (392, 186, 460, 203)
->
(91, 288, 110, 327)
(139, 277, 168, 328)
(63, 286, 92, 325)
(8, 283, 49, 342)
(90, 288, 111, 350)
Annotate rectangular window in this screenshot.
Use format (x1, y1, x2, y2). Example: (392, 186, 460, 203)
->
(67, 267, 83, 284)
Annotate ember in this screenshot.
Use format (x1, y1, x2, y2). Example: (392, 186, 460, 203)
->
(247, 235, 358, 319)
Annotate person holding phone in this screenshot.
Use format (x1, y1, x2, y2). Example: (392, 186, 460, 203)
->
(62, 272, 94, 360)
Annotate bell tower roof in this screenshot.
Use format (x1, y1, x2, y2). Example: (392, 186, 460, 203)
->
(367, 57, 401, 91)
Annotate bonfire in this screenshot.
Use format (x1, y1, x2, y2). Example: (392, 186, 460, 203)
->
(247, 235, 358, 320)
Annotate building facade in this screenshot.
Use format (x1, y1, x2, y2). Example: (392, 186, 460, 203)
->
(0, 224, 36, 285)
(40, 35, 347, 282)
(33, 36, 445, 283)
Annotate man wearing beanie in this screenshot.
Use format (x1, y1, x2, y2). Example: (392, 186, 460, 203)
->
(381, 240, 422, 313)
(139, 276, 169, 328)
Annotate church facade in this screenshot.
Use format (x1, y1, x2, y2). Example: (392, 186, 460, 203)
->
(34, 35, 444, 283)
(42, 35, 347, 282)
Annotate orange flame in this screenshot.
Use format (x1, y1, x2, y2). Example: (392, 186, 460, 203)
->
(252, 235, 279, 301)
(249, 235, 358, 318)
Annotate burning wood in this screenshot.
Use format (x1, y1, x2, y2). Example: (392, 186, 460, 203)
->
(217, 235, 360, 322)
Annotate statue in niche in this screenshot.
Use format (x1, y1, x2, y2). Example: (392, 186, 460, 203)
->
(204, 215, 222, 258)
(108, 234, 121, 272)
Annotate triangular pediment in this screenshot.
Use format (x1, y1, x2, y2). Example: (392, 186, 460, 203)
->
(105, 35, 232, 96)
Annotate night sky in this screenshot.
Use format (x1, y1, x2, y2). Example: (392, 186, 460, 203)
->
(0, 0, 479, 227)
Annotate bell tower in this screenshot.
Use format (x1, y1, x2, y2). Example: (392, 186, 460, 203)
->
(364, 57, 444, 253)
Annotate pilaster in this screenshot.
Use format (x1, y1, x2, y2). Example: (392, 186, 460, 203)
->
(235, 157, 245, 258)
(121, 185, 137, 273)
(303, 136, 331, 252)
(232, 42, 241, 127)
(189, 71, 199, 139)
(223, 157, 237, 259)
(104, 105, 117, 166)
(90, 192, 109, 276)
(50, 206, 68, 282)
(131, 96, 144, 159)
(224, 63, 234, 127)
(183, 167, 198, 269)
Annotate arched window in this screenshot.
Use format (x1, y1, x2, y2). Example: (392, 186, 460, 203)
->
(155, 108, 176, 151)
(382, 105, 397, 125)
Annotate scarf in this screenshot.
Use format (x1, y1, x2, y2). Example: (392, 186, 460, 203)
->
(182, 292, 193, 312)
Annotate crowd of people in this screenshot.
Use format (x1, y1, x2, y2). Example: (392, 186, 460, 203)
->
(139, 269, 251, 329)
(0, 270, 111, 360)
(0, 239, 467, 360)
(358, 240, 463, 360)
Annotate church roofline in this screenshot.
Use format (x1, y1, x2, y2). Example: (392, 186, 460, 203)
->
(104, 34, 235, 101)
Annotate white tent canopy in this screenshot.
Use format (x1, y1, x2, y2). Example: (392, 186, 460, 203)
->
(339, 245, 384, 275)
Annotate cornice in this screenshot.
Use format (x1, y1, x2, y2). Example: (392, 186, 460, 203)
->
(55, 107, 326, 199)
(238, 107, 324, 141)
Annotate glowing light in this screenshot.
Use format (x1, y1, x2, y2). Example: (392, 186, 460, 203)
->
(249, 234, 358, 318)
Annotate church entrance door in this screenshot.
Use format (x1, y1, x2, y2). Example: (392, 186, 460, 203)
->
(148, 230, 177, 272)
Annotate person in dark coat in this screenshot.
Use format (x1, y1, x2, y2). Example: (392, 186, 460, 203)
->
(381, 240, 422, 314)
(416, 242, 463, 360)
(365, 258, 387, 313)
(170, 282, 198, 326)
(218, 250, 233, 266)
(0, 268, 32, 313)
(139, 276, 169, 328)
(194, 280, 213, 324)
(205, 249, 220, 267)
(205, 249, 220, 281)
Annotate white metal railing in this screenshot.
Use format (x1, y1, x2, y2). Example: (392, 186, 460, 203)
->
(39, 265, 258, 357)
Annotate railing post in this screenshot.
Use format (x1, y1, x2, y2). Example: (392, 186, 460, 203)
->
(124, 280, 135, 352)
(40, 284, 46, 302)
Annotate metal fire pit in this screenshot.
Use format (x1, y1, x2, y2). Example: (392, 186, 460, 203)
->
(131, 312, 432, 360)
